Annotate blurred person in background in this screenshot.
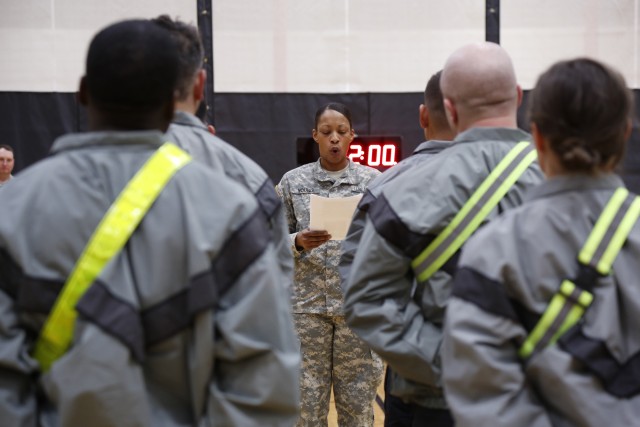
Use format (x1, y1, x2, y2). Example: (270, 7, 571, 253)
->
(0, 144, 15, 186)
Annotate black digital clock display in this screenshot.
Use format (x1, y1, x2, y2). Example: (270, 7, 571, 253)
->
(296, 136, 402, 172)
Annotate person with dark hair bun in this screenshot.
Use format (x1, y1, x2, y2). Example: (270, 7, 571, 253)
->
(442, 58, 640, 426)
(276, 103, 383, 426)
(0, 19, 299, 426)
(528, 58, 631, 175)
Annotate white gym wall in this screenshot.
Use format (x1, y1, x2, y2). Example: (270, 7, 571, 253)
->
(1, 0, 638, 92)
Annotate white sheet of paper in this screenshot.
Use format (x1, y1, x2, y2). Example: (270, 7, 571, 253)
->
(309, 194, 362, 241)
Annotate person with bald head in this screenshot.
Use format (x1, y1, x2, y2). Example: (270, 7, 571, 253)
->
(440, 42, 522, 131)
(344, 42, 543, 427)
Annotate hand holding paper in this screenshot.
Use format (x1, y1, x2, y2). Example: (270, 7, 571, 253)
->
(309, 194, 363, 240)
(296, 228, 331, 251)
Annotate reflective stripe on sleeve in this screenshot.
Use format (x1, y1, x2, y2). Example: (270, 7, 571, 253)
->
(451, 267, 520, 322)
(368, 193, 434, 258)
(559, 326, 640, 398)
(76, 270, 219, 360)
(256, 178, 282, 220)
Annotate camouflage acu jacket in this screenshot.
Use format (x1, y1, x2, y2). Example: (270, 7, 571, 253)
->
(276, 159, 380, 314)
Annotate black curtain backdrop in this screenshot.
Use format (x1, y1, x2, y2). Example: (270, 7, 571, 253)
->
(212, 92, 426, 180)
(1, 90, 639, 191)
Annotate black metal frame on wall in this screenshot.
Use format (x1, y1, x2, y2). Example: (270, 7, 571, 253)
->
(197, 0, 214, 126)
(486, 0, 500, 44)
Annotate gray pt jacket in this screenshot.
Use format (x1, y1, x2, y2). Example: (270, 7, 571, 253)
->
(0, 131, 300, 427)
(166, 110, 294, 292)
(344, 128, 543, 408)
(443, 174, 640, 427)
(339, 139, 453, 407)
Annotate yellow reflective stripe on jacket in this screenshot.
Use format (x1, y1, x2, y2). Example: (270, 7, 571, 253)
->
(411, 142, 536, 284)
(598, 196, 640, 272)
(518, 280, 593, 358)
(578, 187, 628, 273)
(519, 188, 640, 359)
(579, 188, 640, 274)
(33, 142, 192, 372)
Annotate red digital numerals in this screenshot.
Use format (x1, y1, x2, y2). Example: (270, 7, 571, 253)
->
(348, 143, 398, 168)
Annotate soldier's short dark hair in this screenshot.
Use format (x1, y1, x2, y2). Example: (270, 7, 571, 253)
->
(85, 19, 179, 112)
(152, 15, 204, 101)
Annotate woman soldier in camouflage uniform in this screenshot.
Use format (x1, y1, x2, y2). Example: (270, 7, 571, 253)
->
(276, 103, 384, 427)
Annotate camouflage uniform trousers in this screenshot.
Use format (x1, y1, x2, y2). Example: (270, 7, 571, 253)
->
(294, 313, 384, 427)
